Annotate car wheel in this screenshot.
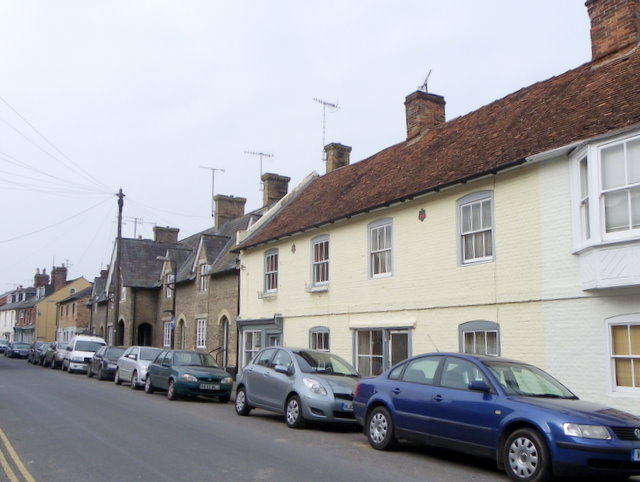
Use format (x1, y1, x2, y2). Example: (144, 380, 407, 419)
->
(504, 428, 550, 482)
(98, 367, 105, 381)
(114, 369, 122, 385)
(235, 387, 251, 416)
(285, 395, 306, 429)
(167, 379, 178, 400)
(130, 370, 139, 390)
(144, 376, 154, 394)
(219, 394, 230, 404)
(87, 366, 93, 378)
(50, 360, 56, 369)
(367, 406, 397, 450)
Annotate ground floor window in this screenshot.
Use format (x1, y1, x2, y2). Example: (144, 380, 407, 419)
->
(354, 328, 409, 377)
(309, 327, 329, 351)
(243, 330, 262, 367)
(196, 319, 207, 349)
(609, 316, 640, 390)
(459, 320, 500, 356)
(163, 322, 172, 348)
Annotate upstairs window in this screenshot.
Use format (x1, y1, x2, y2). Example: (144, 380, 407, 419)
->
(199, 264, 209, 292)
(600, 137, 640, 234)
(458, 192, 494, 264)
(311, 235, 329, 287)
(369, 219, 393, 278)
(165, 273, 174, 298)
(264, 249, 278, 293)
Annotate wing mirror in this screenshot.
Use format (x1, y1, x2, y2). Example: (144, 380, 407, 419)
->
(469, 380, 491, 393)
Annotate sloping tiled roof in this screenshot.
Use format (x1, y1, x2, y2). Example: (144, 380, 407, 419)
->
(238, 51, 640, 250)
(119, 238, 182, 288)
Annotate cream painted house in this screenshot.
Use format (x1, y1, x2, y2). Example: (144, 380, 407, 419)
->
(236, 0, 640, 414)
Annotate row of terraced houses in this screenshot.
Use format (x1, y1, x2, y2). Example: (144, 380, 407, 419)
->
(2, 0, 639, 414)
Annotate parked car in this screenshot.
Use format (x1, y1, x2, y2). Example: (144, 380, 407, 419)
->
(5, 342, 31, 359)
(87, 346, 126, 380)
(30, 342, 51, 365)
(45, 342, 69, 369)
(63, 335, 106, 373)
(235, 347, 360, 429)
(144, 350, 233, 402)
(115, 346, 163, 389)
(0, 339, 8, 353)
(27, 341, 48, 364)
(353, 352, 640, 482)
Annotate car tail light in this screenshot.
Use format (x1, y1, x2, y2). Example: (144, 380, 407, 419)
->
(354, 382, 361, 398)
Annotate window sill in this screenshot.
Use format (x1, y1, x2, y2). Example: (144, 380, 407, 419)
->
(257, 291, 277, 300)
(305, 284, 328, 293)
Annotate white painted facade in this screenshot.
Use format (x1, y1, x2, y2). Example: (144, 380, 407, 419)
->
(238, 128, 640, 414)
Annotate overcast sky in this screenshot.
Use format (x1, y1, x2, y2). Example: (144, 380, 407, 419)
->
(0, 1, 591, 291)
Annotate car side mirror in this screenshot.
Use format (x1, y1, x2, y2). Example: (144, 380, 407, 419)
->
(274, 364, 293, 376)
(469, 380, 491, 393)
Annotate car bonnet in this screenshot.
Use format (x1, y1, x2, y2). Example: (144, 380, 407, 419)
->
(314, 374, 359, 395)
(513, 397, 640, 426)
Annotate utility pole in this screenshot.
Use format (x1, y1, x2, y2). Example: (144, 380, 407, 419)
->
(198, 166, 225, 218)
(113, 188, 124, 345)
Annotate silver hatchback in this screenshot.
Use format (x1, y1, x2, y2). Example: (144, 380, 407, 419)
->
(235, 347, 360, 428)
(115, 346, 163, 389)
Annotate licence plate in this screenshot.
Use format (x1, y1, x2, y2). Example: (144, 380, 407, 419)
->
(342, 401, 353, 411)
(200, 383, 220, 391)
(632, 449, 640, 462)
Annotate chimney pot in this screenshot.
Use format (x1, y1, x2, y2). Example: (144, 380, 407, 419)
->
(153, 226, 179, 244)
(405, 91, 446, 140)
(261, 173, 290, 208)
(214, 195, 247, 229)
(325, 143, 352, 173)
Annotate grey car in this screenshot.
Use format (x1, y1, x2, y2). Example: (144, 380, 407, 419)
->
(114, 346, 163, 389)
(235, 347, 360, 428)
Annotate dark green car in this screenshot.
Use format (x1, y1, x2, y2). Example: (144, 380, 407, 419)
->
(144, 350, 233, 402)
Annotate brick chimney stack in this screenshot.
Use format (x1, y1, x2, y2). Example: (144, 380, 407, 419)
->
(261, 173, 290, 208)
(51, 265, 67, 292)
(214, 195, 247, 229)
(587, 0, 640, 64)
(405, 91, 446, 140)
(34, 268, 50, 288)
(325, 143, 352, 173)
(153, 226, 179, 244)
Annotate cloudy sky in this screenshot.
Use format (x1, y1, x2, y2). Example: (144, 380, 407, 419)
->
(1, 1, 591, 291)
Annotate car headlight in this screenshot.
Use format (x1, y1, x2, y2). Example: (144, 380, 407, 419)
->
(563, 423, 611, 440)
(181, 373, 198, 382)
(221, 377, 233, 384)
(303, 377, 327, 396)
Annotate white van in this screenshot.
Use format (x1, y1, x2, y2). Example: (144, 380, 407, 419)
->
(63, 335, 106, 373)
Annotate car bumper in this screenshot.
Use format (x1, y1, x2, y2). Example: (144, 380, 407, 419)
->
(551, 440, 640, 477)
(300, 394, 357, 424)
(69, 361, 89, 372)
(175, 381, 233, 398)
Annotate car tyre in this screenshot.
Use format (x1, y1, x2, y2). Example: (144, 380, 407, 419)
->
(504, 428, 550, 482)
(98, 367, 105, 381)
(235, 387, 251, 416)
(114, 369, 122, 385)
(167, 379, 178, 400)
(367, 406, 397, 450)
(144, 376, 154, 394)
(285, 395, 306, 429)
(130, 370, 139, 390)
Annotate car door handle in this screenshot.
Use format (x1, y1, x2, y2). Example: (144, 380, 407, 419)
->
(392, 388, 401, 395)
(433, 394, 443, 402)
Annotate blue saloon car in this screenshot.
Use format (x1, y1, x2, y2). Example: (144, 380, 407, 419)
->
(353, 352, 640, 481)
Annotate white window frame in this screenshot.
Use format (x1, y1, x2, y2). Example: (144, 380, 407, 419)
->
(354, 328, 410, 377)
(243, 330, 262, 367)
(199, 264, 208, 292)
(606, 314, 640, 394)
(311, 235, 329, 287)
(264, 249, 278, 293)
(196, 318, 207, 349)
(457, 191, 494, 265)
(309, 326, 330, 351)
(459, 320, 500, 356)
(163, 322, 172, 348)
(572, 132, 640, 250)
(368, 218, 393, 278)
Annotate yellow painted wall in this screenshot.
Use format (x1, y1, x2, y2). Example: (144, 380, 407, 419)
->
(35, 278, 91, 341)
